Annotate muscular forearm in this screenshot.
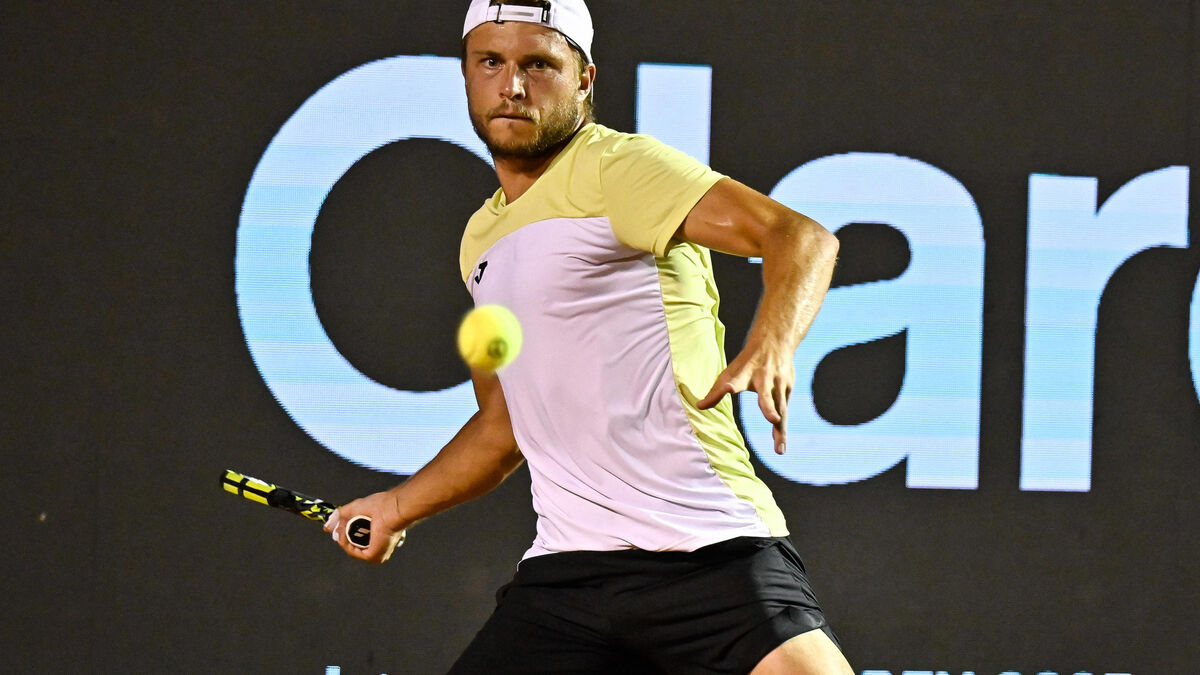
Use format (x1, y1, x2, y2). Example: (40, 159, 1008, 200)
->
(328, 359, 522, 562)
(684, 178, 839, 454)
(748, 214, 839, 354)
(380, 411, 523, 532)
(679, 179, 839, 345)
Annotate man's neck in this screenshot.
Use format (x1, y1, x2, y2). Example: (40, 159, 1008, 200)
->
(492, 123, 585, 203)
(494, 152, 559, 204)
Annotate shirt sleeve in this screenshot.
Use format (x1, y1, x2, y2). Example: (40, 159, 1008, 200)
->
(598, 134, 725, 256)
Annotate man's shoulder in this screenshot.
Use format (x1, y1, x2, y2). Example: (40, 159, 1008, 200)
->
(575, 123, 666, 159)
(465, 189, 502, 226)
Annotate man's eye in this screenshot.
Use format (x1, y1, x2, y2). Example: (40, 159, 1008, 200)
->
(484, 58, 499, 67)
(531, 61, 547, 69)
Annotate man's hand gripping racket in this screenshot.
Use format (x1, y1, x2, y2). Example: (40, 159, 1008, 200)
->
(221, 469, 406, 559)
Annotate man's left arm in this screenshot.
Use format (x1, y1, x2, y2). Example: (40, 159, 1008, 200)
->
(681, 177, 839, 455)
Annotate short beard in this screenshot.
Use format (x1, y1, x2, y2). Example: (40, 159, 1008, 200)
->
(471, 97, 583, 161)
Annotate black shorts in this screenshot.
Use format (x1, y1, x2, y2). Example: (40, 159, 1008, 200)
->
(448, 536, 839, 675)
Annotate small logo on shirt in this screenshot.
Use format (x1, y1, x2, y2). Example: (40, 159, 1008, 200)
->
(474, 260, 489, 284)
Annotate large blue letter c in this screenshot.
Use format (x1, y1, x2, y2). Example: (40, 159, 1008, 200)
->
(236, 56, 487, 474)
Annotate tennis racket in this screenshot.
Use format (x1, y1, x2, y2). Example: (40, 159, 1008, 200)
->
(221, 469, 372, 548)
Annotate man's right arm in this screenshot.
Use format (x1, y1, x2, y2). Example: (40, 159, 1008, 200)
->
(325, 369, 524, 563)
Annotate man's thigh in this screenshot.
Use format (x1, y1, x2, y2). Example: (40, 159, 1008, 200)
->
(618, 537, 843, 674)
(751, 629, 854, 675)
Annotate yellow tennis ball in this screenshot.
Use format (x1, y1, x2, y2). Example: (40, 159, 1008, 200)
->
(457, 304, 523, 372)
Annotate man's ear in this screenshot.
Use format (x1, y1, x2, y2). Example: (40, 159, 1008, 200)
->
(579, 63, 597, 100)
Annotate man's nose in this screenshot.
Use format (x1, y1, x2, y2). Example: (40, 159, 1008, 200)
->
(500, 66, 526, 99)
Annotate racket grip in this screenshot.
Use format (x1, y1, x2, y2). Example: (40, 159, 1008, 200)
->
(346, 515, 371, 548)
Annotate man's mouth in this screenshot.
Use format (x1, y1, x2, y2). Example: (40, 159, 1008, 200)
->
(491, 110, 533, 122)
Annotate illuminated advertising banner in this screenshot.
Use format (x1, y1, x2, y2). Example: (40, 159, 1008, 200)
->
(238, 58, 1193, 495)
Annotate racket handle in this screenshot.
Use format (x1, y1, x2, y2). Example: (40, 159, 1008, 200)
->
(346, 515, 371, 548)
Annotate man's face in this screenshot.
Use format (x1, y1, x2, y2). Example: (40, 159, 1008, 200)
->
(463, 21, 591, 160)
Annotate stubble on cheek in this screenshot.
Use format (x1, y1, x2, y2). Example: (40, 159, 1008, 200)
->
(470, 95, 581, 160)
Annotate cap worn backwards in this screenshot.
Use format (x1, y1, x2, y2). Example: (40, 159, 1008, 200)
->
(462, 0, 594, 64)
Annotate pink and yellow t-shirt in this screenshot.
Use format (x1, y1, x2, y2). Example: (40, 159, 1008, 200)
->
(460, 123, 787, 559)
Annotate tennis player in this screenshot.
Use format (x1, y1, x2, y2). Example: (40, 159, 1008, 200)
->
(327, 2, 849, 672)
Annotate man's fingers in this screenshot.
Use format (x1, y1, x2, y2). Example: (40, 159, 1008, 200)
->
(700, 362, 758, 409)
(337, 530, 377, 562)
(358, 540, 381, 563)
(379, 537, 400, 564)
(759, 393, 784, 455)
(772, 377, 790, 454)
(361, 530, 403, 564)
(753, 374, 790, 454)
(697, 380, 736, 410)
(772, 378, 788, 423)
(323, 492, 408, 564)
(756, 380, 782, 425)
(773, 397, 788, 455)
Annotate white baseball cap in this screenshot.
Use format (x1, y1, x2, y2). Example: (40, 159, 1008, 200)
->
(462, 0, 594, 64)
